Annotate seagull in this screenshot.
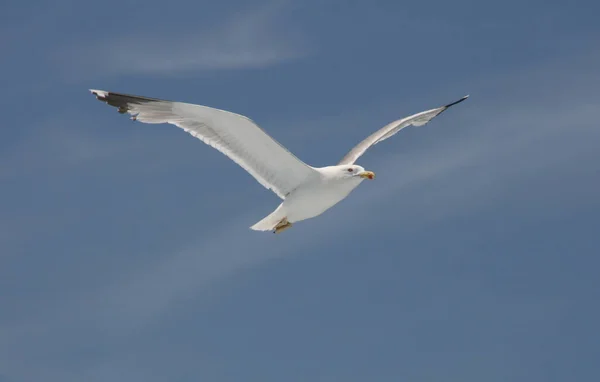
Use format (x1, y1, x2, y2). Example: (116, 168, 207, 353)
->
(90, 89, 468, 233)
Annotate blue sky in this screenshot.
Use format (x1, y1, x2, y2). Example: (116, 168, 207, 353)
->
(1, 0, 599, 381)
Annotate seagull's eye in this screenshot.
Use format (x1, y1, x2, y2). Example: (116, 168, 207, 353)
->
(347, 168, 353, 172)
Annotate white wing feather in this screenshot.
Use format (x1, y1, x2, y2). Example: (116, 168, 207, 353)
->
(338, 96, 469, 165)
(90, 90, 317, 199)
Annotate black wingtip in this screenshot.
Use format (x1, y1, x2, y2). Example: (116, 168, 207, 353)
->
(89, 89, 162, 114)
(444, 95, 469, 109)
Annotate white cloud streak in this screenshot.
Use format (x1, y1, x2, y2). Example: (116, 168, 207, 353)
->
(62, 2, 308, 77)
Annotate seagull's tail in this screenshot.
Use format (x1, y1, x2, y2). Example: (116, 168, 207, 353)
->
(250, 203, 285, 231)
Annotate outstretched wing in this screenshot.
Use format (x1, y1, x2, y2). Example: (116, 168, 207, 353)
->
(338, 96, 469, 165)
(90, 90, 318, 199)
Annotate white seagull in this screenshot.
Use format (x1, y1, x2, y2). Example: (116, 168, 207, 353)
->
(90, 89, 468, 233)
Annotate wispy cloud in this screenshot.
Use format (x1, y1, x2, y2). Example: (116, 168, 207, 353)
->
(61, 2, 308, 77)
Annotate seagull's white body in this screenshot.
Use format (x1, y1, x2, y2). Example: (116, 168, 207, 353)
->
(90, 89, 468, 233)
(252, 166, 366, 231)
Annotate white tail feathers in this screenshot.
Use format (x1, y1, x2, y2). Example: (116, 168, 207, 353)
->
(250, 204, 285, 231)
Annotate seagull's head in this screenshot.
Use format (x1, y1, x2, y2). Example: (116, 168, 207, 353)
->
(340, 165, 375, 180)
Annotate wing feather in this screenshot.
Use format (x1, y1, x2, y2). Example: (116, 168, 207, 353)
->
(90, 90, 317, 199)
(338, 95, 469, 165)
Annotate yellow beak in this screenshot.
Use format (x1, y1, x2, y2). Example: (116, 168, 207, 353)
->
(358, 171, 375, 180)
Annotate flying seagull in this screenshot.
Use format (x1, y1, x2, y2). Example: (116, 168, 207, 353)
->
(90, 89, 468, 233)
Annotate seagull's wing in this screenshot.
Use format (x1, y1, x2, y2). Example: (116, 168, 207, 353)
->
(90, 90, 318, 199)
(338, 96, 469, 165)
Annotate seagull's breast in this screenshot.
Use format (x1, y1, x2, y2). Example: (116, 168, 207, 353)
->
(282, 175, 363, 223)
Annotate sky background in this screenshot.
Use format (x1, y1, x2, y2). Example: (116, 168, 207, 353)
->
(1, 0, 599, 381)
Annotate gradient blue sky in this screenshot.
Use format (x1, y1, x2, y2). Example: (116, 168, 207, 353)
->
(1, 0, 599, 381)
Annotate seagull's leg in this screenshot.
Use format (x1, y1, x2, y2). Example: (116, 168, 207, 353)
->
(274, 223, 293, 234)
(273, 217, 293, 234)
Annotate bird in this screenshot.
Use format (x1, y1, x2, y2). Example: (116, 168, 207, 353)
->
(90, 89, 468, 233)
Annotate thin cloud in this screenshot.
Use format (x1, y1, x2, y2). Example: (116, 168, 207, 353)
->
(62, 2, 309, 77)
